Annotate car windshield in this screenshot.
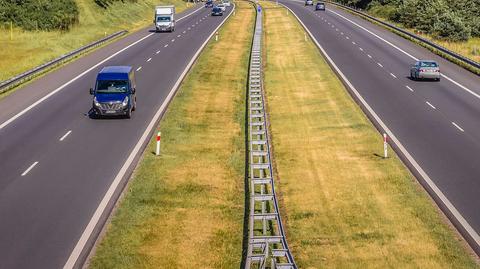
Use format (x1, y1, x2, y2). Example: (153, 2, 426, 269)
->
(420, 61, 438, 67)
(96, 80, 128, 93)
(157, 16, 170, 22)
(213, 7, 221, 11)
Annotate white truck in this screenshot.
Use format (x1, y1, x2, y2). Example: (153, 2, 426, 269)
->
(154, 5, 175, 32)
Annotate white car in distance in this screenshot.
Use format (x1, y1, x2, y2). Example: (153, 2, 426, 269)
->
(222, 0, 231, 7)
(217, 3, 227, 11)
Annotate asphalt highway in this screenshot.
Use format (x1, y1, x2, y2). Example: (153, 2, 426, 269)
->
(280, 0, 480, 254)
(0, 5, 233, 268)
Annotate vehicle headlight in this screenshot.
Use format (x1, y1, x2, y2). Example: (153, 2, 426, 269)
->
(94, 97, 101, 107)
(122, 96, 129, 107)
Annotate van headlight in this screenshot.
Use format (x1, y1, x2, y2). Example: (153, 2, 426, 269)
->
(94, 97, 101, 107)
(122, 96, 129, 107)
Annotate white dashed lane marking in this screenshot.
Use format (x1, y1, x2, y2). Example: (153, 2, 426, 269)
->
(59, 130, 72, 141)
(452, 122, 465, 132)
(390, 73, 397, 78)
(22, 161, 39, 176)
(147, 58, 152, 62)
(377, 63, 383, 68)
(406, 85, 414, 92)
(156, 50, 160, 54)
(426, 101, 436, 109)
(136, 66, 142, 71)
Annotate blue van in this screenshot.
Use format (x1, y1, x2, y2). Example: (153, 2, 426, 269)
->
(90, 66, 137, 118)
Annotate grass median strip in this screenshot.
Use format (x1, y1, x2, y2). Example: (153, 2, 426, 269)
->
(262, 1, 478, 268)
(89, 2, 254, 268)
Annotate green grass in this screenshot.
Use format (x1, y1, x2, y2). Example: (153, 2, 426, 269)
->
(88, 1, 254, 268)
(0, 0, 190, 81)
(262, 1, 479, 268)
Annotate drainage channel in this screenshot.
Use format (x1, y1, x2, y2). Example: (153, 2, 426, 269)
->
(245, 4, 297, 269)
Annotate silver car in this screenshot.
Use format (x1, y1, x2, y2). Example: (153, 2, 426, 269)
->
(305, 0, 313, 5)
(410, 60, 441, 81)
(222, 0, 231, 7)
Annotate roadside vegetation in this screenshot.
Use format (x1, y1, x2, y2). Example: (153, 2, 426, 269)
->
(332, 0, 480, 63)
(89, 1, 254, 267)
(262, 1, 479, 267)
(0, 0, 189, 81)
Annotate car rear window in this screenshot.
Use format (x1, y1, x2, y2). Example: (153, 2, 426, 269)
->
(420, 62, 438, 67)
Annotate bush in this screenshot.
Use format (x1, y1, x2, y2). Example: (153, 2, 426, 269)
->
(432, 12, 471, 41)
(0, 0, 79, 31)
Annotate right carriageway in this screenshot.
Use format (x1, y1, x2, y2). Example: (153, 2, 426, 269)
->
(277, 0, 480, 255)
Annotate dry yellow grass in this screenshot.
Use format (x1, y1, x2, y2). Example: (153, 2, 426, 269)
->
(0, 0, 189, 81)
(262, 1, 478, 268)
(89, 1, 254, 268)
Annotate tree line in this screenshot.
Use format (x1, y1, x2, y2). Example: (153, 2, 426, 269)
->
(334, 0, 480, 41)
(0, 0, 137, 31)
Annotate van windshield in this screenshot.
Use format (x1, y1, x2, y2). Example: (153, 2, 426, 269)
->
(96, 80, 129, 93)
(157, 16, 171, 22)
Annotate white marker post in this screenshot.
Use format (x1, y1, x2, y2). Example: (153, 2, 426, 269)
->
(383, 133, 388, 158)
(156, 132, 161, 156)
(215, 32, 218, 41)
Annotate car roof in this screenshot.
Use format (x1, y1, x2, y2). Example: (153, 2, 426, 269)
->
(99, 66, 132, 74)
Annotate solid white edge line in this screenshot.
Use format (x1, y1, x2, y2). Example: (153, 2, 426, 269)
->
(280, 0, 480, 250)
(21, 161, 38, 176)
(452, 122, 465, 132)
(62, 4, 236, 269)
(326, 7, 480, 100)
(59, 130, 72, 141)
(426, 101, 436, 109)
(0, 5, 205, 131)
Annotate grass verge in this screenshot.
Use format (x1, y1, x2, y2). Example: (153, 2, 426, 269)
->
(88, 1, 254, 268)
(0, 0, 189, 81)
(262, 1, 479, 267)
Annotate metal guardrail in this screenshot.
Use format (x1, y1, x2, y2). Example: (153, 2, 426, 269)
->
(327, 1, 480, 72)
(0, 30, 128, 94)
(245, 4, 297, 269)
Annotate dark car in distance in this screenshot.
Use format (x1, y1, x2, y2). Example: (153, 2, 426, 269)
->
(315, 2, 325, 10)
(205, 0, 213, 8)
(211, 6, 223, 16)
(90, 66, 137, 118)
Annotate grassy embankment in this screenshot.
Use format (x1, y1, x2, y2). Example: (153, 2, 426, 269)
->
(89, 1, 254, 268)
(365, 5, 480, 64)
(262, 1, 479, 268)
(0, 0, 189, 82)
